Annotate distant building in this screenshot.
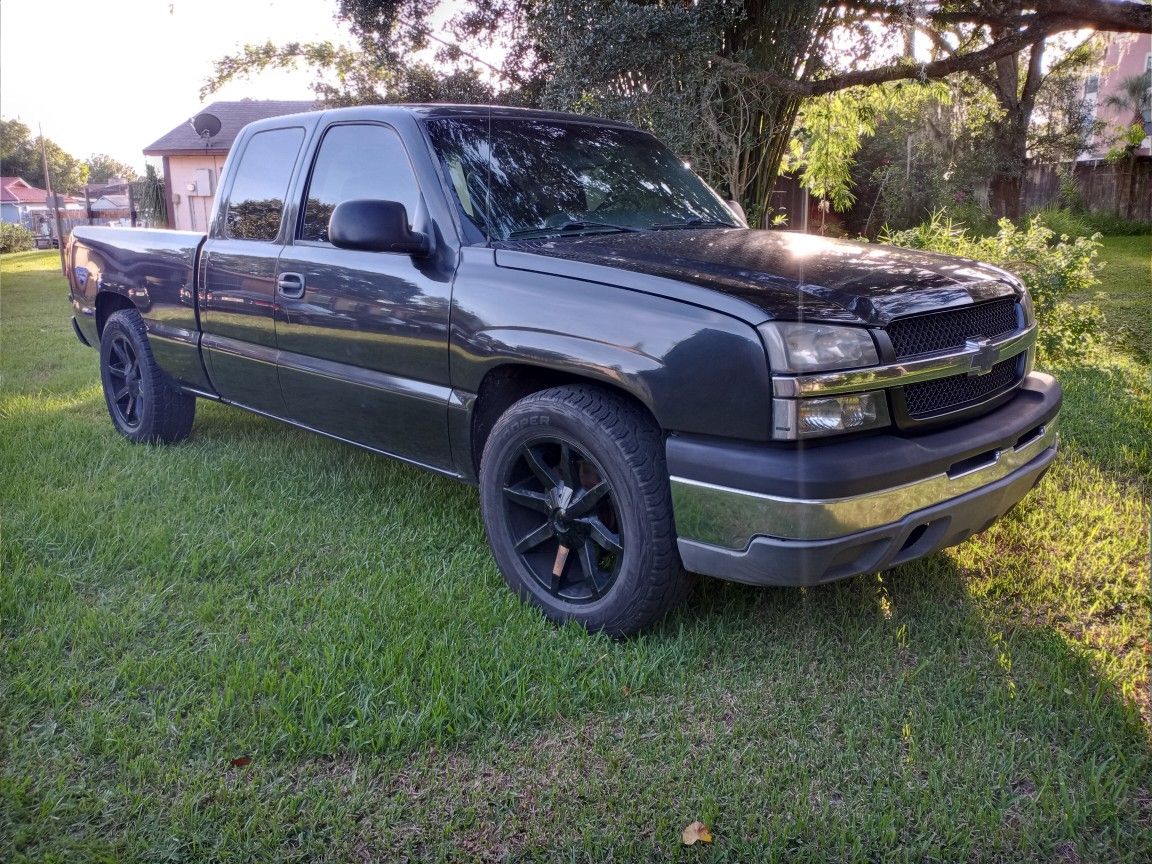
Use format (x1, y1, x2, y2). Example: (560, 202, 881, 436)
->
(90, 194, 132, 225)
(0, 177, 84, 234)
(1082, 33, 1152, 159)
(144, 99, 315, 231)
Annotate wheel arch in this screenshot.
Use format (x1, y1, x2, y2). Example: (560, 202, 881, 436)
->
(95, 291, 136, 339)
(469, 362, 658, 477)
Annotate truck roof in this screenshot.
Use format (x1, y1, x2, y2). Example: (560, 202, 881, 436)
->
(238, 103, 637, 135)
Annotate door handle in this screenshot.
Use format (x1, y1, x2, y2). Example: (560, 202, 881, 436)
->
(277, 272, 305, 299)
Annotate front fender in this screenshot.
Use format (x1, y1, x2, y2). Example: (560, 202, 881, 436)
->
(450, 249, 773, 440)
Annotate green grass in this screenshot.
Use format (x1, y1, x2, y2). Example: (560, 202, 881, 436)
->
(1074, 234, 1152, 362)
(2, 248, 1149, 862)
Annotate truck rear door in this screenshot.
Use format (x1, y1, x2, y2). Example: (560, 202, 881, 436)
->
(198, 125, 306, 414)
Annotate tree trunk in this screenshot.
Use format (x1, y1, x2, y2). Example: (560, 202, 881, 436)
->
(989, 122, 1029, 219)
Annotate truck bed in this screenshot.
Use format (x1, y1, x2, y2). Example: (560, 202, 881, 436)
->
(68, 226, 210, 390)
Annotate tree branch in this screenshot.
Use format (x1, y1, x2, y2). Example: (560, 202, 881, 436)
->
(716, 22, 1062, 97)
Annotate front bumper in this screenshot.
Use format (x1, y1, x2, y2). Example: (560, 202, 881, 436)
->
(669, 372, 1061, 586)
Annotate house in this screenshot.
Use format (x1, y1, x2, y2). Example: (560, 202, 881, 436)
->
(1082, 33, 1152, 159)
(90, 194, 132, 224)
(144, 99, 315, 231)
(1, 177, 84, 234)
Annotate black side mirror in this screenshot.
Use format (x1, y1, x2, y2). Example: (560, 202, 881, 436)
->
(328, 199, 430, 255)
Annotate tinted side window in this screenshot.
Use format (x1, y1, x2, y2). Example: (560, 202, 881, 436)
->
(225, 127, 304, 241)
(300, 124, 421, 243)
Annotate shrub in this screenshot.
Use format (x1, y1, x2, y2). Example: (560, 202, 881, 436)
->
(1029, 205, 1093, 243)
(881, 211, 1103, 360)
(0, 222, 36, 254)
(1080, 211, 1152, 236)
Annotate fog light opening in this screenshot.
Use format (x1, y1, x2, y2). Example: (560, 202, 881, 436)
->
(899, 523, 929, 553)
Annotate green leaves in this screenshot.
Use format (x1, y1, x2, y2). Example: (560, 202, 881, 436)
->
(881, 211, 1104, 360)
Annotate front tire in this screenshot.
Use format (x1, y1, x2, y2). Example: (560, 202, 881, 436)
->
(99, 308, 195, 443)
(479, 385, 689, 636)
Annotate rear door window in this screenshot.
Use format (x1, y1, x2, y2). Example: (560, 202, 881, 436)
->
(224, 127, 305, 241)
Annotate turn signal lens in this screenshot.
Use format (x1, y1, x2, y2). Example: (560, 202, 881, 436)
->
(772, 391, 891, 439)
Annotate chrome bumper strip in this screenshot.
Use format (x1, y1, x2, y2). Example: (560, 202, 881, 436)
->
(670, 419, 1057, 548)
(771, 324, 1037, 398)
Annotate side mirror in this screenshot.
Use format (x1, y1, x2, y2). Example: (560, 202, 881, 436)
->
(725, 200, 748, 225)
(328, 199, 430, 255)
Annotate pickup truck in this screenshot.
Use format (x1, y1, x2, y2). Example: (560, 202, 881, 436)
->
(66, 104, 1061, 636)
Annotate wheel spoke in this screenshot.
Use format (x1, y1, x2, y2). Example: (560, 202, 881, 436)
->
(586, 517, 622, 555)
(522, 444, 559, 489)
(503, 485, 552, 513)
(124, 395, 136, 420)
(110, 341, 128, 367)
(577, 539, 602, 598)
(551, 544, 570, 590)
(558, 442, 575, 486)
(113, 385, 130, 401)
(514, 520, 555, 553)
(566, 481, 609, 518)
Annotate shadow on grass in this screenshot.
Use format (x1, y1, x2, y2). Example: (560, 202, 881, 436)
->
(295, 553, 1152, 860)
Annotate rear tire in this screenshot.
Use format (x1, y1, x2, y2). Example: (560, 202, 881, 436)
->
(99, 308, 195, 443)
(479, 385, 690, 636)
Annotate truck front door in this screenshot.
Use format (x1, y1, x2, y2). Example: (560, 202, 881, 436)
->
(273, 122, 455, 470)
(199, 126, 305, 414)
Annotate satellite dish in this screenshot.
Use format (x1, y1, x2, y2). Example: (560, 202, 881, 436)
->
(190, 112, 222, 141)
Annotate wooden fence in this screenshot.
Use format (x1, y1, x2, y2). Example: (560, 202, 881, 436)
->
(1024, 157, 1152, 221)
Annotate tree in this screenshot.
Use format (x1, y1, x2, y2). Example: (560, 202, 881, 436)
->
(1104, 70, 1152, 218)
(85, 154, 139, 184)
(0, 118, 89, 194)
(205, 0, 1152, 217)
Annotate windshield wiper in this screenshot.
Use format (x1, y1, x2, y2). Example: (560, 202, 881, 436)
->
(508, 220, 642, 239)
(650, 218, 739, 230)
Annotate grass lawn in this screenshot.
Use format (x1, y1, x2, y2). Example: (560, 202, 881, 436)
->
(2, 245, 1149, 862)
(1073, 235, 1152, 363)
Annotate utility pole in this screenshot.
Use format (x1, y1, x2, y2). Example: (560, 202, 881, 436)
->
(39, 125, 67, 275)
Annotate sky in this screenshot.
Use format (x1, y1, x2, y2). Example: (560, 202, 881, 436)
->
(0, 0, 355, 171)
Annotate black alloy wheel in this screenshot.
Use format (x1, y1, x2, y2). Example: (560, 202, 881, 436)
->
(98, 308, 196, 444)
(501, 436, 624, 603)
(105, 333, 144, 431)
(479, 384, 691, 636)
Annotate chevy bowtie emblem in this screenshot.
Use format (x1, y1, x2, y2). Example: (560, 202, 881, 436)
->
(965, 337, 999, 376)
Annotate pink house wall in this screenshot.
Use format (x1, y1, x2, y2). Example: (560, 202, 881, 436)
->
(166, 153, 228, 231)
(1087, 33, 1152, 158)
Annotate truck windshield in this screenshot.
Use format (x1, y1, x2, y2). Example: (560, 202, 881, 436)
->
(425, 117, 740, 241)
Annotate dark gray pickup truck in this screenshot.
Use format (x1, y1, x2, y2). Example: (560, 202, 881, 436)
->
(67, 104, 1060, 635)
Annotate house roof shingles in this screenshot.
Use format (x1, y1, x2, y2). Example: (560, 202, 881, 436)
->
(1, 177, 80, 205)
(143, 100, 316, 156)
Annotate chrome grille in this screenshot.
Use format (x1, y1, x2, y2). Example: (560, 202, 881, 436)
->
(904, 358, 1019, 417)
(889, 298, 1017, 358)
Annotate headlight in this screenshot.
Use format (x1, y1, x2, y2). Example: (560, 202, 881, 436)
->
(759, 321, 878, 373)
(772, 392, 891, 439)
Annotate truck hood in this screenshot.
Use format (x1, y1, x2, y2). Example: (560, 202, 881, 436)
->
(494, 228, 1022, 326)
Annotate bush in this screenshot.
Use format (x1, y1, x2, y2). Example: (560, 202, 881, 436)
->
(1023, 206, 1151, 239)
(881, 211, 1103, 360)
(0, 222, 36, 254)
(1080, 211, 1152, 236)
(1029, 205, 1093, 243)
